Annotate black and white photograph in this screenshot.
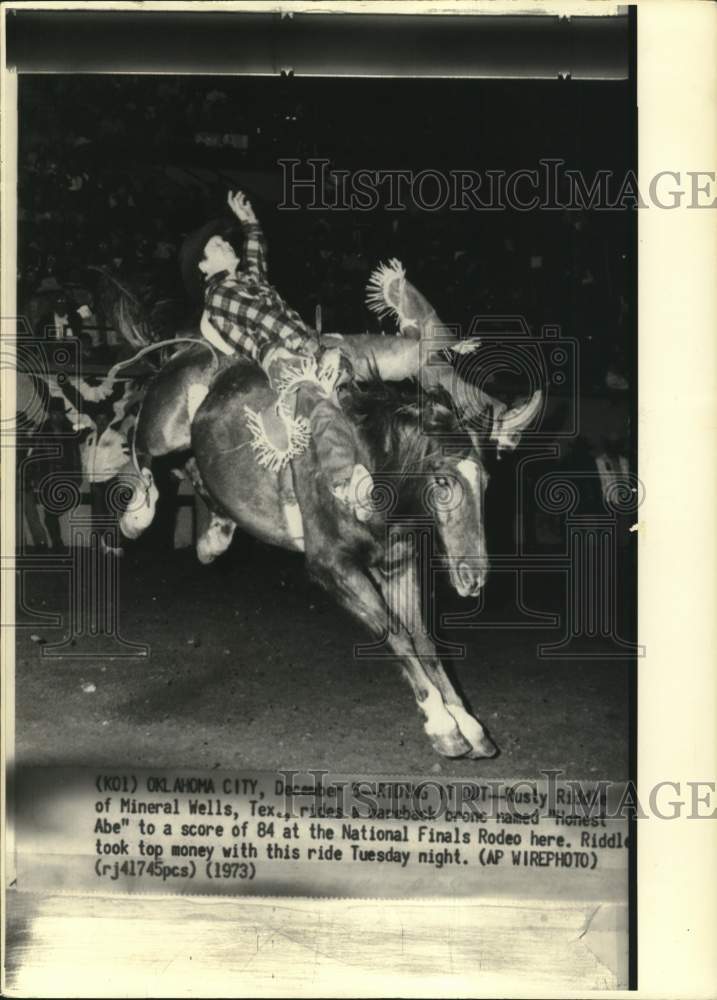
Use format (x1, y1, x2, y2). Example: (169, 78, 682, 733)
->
(2, 3, 716, 998)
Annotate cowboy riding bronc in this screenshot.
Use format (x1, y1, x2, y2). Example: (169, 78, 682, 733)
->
(181, 189, 372, 519)
(116, 189, 543, 553)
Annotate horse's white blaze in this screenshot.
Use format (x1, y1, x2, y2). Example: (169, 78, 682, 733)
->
(187, 384, 209, 423)
(456, 458, 481, 497)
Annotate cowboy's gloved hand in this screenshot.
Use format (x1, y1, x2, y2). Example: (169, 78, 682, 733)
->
(260, 345, 300, 378)
(299, 337, 319, 357)
(227, 189, 257, 224)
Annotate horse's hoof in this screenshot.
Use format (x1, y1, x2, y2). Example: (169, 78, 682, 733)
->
(429, 727, 473, 759)
(118, 469, 158, 540)
(464, 734, 499, 760)
(119, 515, 148, 541)
(444, 705, 498, 760)
(196, 517, 235, 564)
(196, 541, 218, 565)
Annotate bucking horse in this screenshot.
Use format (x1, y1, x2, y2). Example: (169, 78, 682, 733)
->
(115, 262, 542, 759)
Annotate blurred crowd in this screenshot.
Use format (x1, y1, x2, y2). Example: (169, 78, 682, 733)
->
(19, 75, 631, 392)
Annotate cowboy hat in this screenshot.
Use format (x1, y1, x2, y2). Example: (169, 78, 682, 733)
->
(179, 217, 243, 303)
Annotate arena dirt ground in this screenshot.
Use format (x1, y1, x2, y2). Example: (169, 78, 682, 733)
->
(14, 536, 631, 780)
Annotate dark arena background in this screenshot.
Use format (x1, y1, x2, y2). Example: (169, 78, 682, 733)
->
(14, 14, 636, 779)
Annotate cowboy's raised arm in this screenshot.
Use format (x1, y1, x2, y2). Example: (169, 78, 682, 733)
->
(227, 189, 267, 280)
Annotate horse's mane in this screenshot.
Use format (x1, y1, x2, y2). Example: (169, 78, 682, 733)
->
(340, 375, 470, 478)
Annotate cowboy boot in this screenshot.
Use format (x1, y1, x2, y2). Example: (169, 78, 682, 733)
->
(306, 396, 375, 523)
(330, 461, 375, 523)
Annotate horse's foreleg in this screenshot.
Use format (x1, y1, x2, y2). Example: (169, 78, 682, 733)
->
(371, 562, 497, 759)
(313, 558, 473, 758)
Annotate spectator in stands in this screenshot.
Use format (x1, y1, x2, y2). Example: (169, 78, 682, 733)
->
(17, 421, 48, 552)
(34, 288, 83, 341)
(30, 398, 81, 552)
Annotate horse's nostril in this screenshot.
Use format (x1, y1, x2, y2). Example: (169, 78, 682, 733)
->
(458, 561, 475, 589)
(457, 561, 487, 595)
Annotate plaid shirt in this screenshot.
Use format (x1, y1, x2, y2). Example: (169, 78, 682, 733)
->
(204, 222, 317, 363)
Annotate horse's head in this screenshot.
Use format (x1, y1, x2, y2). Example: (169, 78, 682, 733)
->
(410, 384, 543, 595)
(396, 392, 489, 597)
(343, 380, 490, 597)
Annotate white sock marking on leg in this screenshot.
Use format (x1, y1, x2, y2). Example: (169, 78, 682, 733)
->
(415, 671, 459, 741)
(446, 703, 488, 749)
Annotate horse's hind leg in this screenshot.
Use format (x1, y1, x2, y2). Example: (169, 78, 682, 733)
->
(197, 512, 236, 565)
(311, 557, 472, 758)
(184, 457, 236, 564)
(117, 458, 159, 541)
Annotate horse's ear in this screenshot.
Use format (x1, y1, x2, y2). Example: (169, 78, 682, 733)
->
(491, 389, 543, 454)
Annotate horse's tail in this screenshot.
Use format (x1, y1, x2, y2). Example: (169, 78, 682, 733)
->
(94, 336, 220, 400)
(88, 266, 154, 349)
(129, 397, 147, 483)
